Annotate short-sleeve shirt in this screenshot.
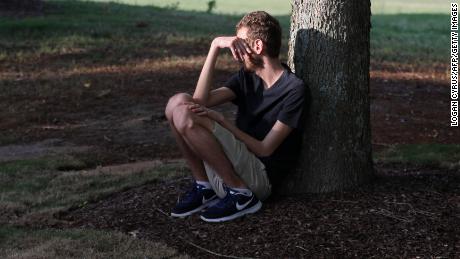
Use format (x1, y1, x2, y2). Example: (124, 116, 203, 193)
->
(223, 63, 307, 183)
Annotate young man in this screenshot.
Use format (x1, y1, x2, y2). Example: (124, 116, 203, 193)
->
(164, 11, 306, 222)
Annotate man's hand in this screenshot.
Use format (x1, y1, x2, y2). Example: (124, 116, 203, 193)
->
(212, 36, 252, 62)
(193, 36, 249, 108)
(183, 101, 224, 123)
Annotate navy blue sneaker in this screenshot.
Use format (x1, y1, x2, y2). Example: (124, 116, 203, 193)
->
(200, 186, 262, 222)
(171, 182, 218, 218)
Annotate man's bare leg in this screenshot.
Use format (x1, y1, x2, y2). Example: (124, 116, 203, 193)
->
(172, 104, 247, 189)
(165, 93, 208, 181)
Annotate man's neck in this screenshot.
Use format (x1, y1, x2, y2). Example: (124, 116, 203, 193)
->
(254, 58, 285, 89)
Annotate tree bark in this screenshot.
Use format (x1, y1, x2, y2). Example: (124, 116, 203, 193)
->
(280, 0, 375, 193)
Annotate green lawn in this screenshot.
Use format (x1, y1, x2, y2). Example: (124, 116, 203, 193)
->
(89, 0, 450, 15)
(0, 225, 189, 258)
(0, 0, 449, 64)
(374, 144, 460, 169)
(0, 155, 189, 258)
(0, 156, 187, 212)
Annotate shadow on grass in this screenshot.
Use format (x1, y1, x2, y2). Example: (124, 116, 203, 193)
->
(0, 0, 449, 64)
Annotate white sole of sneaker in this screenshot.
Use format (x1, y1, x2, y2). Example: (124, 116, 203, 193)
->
(199, 200, 262, 223)
(170, 198, 219, 218)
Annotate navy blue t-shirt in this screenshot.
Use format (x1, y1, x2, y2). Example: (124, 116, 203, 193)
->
(223, 63, 306, 183)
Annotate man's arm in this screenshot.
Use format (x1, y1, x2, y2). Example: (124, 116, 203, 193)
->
(220, 118, 292, 157)
(206, 87, 236, 108)
(192, 36, 252, 107)
(185, 102, 293, 157)
(192, 41, 220, 105)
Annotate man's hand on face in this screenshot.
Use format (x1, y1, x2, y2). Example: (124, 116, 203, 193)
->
(212, 36, 252, 62)
(182, 101, 224, 123)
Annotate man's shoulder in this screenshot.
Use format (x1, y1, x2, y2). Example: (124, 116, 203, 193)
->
(284, 74, 306, 97)
(286, 73, 305, 89)
(282, 63, 305, 90)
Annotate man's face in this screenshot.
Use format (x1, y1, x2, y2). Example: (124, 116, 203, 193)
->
(236, 27, 264, 72)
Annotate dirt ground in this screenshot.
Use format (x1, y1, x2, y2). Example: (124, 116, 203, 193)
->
(58, 162, 460, 258)
(1, 40, 459, 257)
(0, 42, 456, 163)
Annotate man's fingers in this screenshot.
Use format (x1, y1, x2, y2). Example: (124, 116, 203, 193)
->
(182, 101, 196, 106)
(195, 109, 208, 116)
(191, 107, 204, 113)
(236, 41, 247, 54)
(242, 41, 252, 53)
(196, 111, 208, 116)
(229, 46, 240, 61)
(243, 44, 252, 54)
(232, 40, 246, 61)
(186, 103, 201, 108)
(189, 105, 208, 115)
(234, 46, 243, 61)
(235, 41, 247, 60)
(237, 40, 251, 55)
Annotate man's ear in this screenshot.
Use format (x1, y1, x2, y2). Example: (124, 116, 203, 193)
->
(253, 39, 264, 55)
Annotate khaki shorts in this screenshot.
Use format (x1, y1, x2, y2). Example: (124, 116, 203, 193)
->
(203, 121, 272, 201)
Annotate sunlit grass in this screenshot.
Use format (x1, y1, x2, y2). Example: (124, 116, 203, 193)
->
(371, 13, 449, 63)
(0, 156, 187, 213)
(88, 0, 449, 15)
(0, 226, 188, 259)
(0, 1, 448, 66)
(374, 144, 460, 169)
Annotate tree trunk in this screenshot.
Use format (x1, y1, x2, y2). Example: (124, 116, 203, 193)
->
(280, 0, 375, 193)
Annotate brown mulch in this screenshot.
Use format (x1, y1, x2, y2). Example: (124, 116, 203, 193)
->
(58, 162, 460, 258)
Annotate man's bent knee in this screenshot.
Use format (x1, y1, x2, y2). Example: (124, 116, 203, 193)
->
(172, 105, 196, 135)
(165, 92, 193, 120)
(172, 105, 214, 135)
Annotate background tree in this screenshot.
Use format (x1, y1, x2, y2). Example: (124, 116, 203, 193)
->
(281, 0, 375, 193)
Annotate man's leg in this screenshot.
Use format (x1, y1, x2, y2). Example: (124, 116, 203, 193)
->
(165, 93, 263, 221)
(165, 93, 208, 182)
(166, 93, 222, 217)
(172, 104, 247, 189)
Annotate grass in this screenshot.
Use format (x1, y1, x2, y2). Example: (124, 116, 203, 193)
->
(373, 144, 460, 169)
(0, 0, 449, 65)
(0, 156, 189, 258)
(89, 0, 450, 15)
(371, 13, 449, 63)
(0, 225, 189, 259)
(0, 156, 187, 213)
(0, 155, 87, 173)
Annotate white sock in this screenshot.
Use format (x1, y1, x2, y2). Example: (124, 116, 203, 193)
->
(229, 187, 252, 196)
(196, 180, 212, 189)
